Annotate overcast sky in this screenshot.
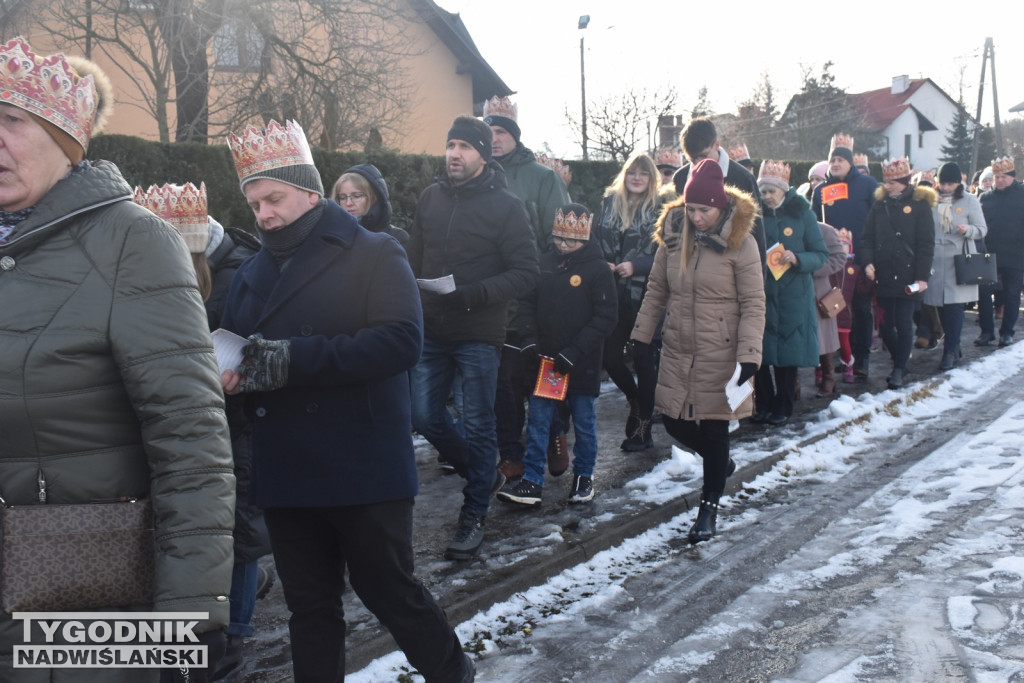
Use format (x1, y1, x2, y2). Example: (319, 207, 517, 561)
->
(441, 0, 1024, 160)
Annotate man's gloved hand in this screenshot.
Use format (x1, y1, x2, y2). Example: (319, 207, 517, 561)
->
(737, 362, 758, 386)
(159, 629, 226, 683)
(238, 333, 290, 393)
(553, 352, 574, 375)
(442, 283, 486, 311)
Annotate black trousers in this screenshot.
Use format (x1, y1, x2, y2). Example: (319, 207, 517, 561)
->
(661, 416, 731, 497)
(264, 501, 468, 683)
(754, 365, 799, 418)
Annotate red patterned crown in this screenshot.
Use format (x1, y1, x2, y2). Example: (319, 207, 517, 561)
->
(853, 153, 869, 168)
(829, 133, 854, 153)
(655, 147, 683, 168)
(727, 143, 750, 161)
(0, 37, 98, 151)
(991, 156, 1015, 174)
(226, 119, 315, 183)
(133, 182, 209, 253)
(482, 95, 518, 122)
(552, 208, 591, 241)
(535, 153, 572, 186)
(911, 169, 935, 186)
(882, 157, 912, 181)
(757, 159, 791, 191)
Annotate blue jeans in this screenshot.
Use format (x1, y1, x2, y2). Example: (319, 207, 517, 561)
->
(227, 560, 258, 638)
(522, 394, 598, 486)
(411, 338, 501, 518)
(939, 303, 965, 355)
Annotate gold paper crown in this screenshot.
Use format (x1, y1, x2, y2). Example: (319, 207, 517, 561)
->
(482, 96, 518, 122)
(758, 159, 791, 185)
(552, 208, 591, 241)
(911, 170, 935, 186)
(226, 119, 315, 184)
(133, 182, 209, 253)
(881, 157, 912, 181)
(0, 37, 98, 152)
(853, 153, 869, 167)
(991, 156, 1015, 174)
(829, 133, 854, 153)
(535, 153, 572, 186)
(655, 147, 683, 168)
(727, 143, 750, 161)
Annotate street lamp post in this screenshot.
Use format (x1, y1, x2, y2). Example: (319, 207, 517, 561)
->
(578, 14, 589, 160)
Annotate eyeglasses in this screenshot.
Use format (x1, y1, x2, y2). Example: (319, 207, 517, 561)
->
(335, 192, 366, 203)
(554, 236, 581, 245)
(626, 170, 651, 178)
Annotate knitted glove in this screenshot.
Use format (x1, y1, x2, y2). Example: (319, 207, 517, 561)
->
(737, 362, 758, 386)
(553, 352, 574, 375)
(442, 283, 486, 311)
(238, 333, 290, 393)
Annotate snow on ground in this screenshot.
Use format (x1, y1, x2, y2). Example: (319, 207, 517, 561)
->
(350, 342, 1024, 681)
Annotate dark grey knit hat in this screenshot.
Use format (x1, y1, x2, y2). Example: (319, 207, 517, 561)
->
(242, 164, 325, 197)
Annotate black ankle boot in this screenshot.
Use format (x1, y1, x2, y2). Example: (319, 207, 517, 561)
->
(624, 398, 640, 437)
(688, 493, 720, 544)
(620, 417, 653, 451)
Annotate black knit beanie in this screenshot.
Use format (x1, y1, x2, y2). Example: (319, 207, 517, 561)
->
(483, 115, 521, 144)
(830, 147, 854, 165)
(447, 116, 493, 161)
(938, 162, 962, 185)
(243, 164, 325, 196)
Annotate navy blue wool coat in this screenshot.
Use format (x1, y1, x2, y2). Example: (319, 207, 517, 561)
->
(221, 202, 423, 508)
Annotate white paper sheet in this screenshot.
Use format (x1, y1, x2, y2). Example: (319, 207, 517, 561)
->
(726, 362, 754, 412)
(416, 274, 456, 294)
(212, 329, 247, 374)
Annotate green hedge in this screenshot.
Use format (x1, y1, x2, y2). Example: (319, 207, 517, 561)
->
(88, 136, 867, 231)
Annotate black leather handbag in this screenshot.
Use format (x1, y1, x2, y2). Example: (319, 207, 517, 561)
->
(954, 238, 998, 286)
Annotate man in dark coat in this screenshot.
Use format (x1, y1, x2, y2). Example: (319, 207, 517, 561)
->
(811, 134, 880, 379)
(220, 119, 473, 683)
(406, 115, 539, 560)
(978, 156, 1024, 347)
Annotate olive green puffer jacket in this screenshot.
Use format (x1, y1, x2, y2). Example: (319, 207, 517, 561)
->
(0, 161, 235, 678)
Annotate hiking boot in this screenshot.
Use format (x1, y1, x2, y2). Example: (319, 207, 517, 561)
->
(255, 565, 275, 600)
(498, 458, 524, 480)
(568, 475, 594, 503)
(620, 418, 653, 451)
(546, 432, 569, 477)
(496, 478, 542, 506)
(444, 512, 486, 560)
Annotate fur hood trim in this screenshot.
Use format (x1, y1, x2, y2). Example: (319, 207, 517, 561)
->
(655, 185, 759, 251)
(872, 183, 938, 208)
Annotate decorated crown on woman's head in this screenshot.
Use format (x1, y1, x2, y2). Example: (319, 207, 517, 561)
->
(881, 157, 912, 181)
(655, 147, 683, 168)
(226, 119, 315, 183)
(133, 182, 209, 253)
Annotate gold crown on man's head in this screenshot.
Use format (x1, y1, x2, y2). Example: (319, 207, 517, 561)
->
(535, 153, 572, 186)
(133, 182, 209, 253)
(881, 157, 912, 181)
(482, 95, 518, 122)
(226, 119, 315, 183)
(0, 37, 99, 151)
(992, 156, 1015, 174)
(727, 143, 750, 161)
(830, 133, 854, 152)
(853, 153, 869, 167)
(552, 209, 591, 241)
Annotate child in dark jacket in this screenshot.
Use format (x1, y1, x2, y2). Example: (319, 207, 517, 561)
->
(497, 204, 618, 505)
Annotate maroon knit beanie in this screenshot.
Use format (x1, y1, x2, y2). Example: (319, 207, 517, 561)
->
(683, 158, 728, 207)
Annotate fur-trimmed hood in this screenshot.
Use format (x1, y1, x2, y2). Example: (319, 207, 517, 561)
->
(873, 183, 938, 208)
(654, 185, 760, 253)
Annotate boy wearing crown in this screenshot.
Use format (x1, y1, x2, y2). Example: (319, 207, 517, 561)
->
(497, 204, 618, 506)
(977, 156, 1024, 347)
(219, 120, 474, 682)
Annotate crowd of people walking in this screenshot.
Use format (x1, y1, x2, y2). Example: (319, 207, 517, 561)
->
(2, 34, 1023, 683)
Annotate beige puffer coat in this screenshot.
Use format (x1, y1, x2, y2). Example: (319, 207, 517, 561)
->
(631, 187, 765, 421)
(0, 161, 235, 679)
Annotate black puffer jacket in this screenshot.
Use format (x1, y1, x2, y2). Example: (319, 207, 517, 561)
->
(980, 180, 1024, 270)
(407, 163, 539, 347)
(516, 240, 618, 396)
(862, 184, 937, 299)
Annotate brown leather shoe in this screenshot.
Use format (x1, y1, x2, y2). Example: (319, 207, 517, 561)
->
(547, 432, 569, 477)
(498, 458, 524, 480)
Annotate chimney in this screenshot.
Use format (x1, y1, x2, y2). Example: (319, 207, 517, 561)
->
(892, 75, 910, 95)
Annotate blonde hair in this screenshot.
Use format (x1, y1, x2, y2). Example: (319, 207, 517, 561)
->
(192, 253, 212, 302)
(331, 172, 378, 209)
(604, 151, 660, 230)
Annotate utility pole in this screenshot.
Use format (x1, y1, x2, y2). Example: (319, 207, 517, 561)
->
(578, 15, 590, 160)
(970, 38, 1004, 178)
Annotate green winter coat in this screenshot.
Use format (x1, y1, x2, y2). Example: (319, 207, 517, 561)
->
(762, 188, 829, 368)
(0, 161, 235, 679)
(495, 144, 571, 252)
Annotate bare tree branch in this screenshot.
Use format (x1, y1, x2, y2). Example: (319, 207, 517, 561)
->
(566, 87, 679, 162)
